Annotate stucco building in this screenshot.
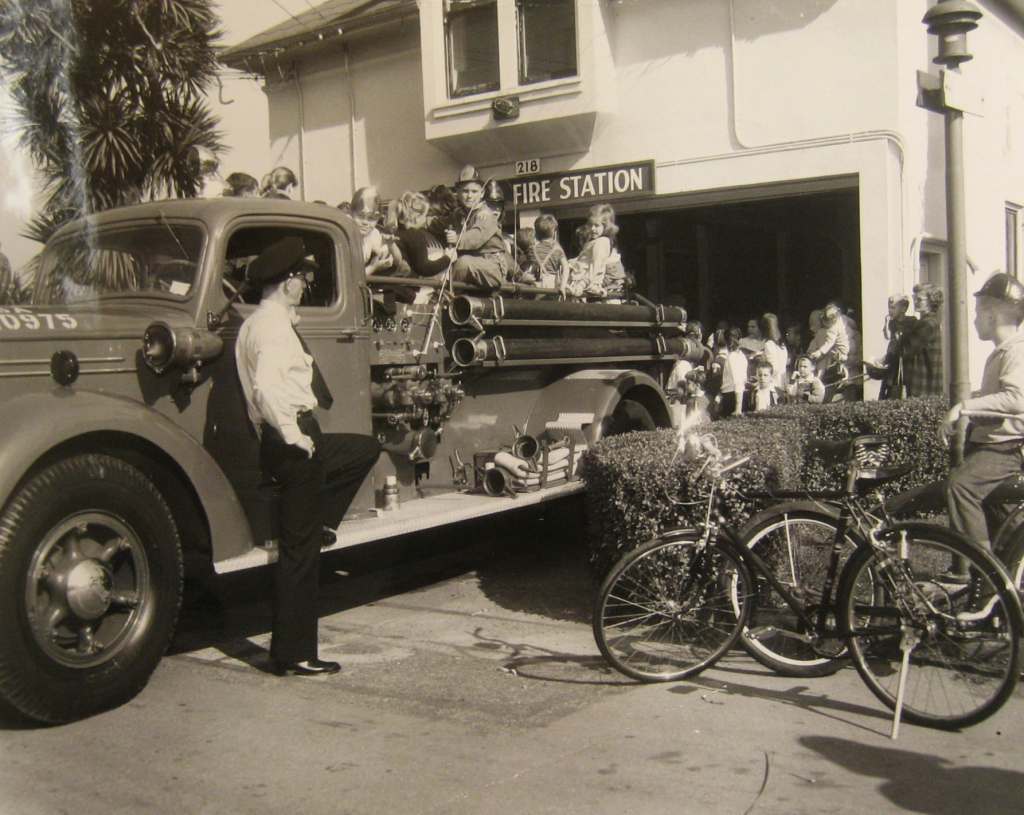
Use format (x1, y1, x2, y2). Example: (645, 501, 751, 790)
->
(221, 0, 1024, 392)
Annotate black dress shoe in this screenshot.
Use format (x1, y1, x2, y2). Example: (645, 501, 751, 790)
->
(273, 658, 342, 676)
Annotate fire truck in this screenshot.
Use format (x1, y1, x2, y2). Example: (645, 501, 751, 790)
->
(0, 198, 700, 722)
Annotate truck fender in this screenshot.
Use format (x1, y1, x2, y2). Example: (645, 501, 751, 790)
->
(524, 369, 672, 445)
(0, 390, 255, 561)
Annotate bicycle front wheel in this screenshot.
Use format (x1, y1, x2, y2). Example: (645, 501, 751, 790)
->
(739, 506, 852, 677)
(593, 534, 753, 683)
(838, 523, 1022, 730)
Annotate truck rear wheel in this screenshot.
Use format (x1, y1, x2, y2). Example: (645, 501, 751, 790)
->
(604, 398, 657, 436)
(0, 455, 182, 723)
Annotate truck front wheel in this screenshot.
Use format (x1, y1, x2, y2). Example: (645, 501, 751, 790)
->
(0, 455, 182, 723)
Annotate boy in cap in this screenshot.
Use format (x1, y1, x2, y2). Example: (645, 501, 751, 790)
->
(236, 237, 380, 675)
(444, 165, 512, 289)
(942, 272, 1024, 568)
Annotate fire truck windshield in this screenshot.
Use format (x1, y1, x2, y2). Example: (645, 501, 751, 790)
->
(33, 222, 205, 305)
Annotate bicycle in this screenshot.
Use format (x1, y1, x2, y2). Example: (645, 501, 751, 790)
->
(592, 433, 1023, 733)
(737, 409, 1024, 680)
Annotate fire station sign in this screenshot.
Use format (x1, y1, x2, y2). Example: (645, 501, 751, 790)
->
(506, 160, 655, 208)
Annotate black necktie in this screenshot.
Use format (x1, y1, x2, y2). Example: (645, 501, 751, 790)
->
(291, 325, 334, 410)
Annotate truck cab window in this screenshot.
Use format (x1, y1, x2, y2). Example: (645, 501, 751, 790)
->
(224, 227, 338, 307)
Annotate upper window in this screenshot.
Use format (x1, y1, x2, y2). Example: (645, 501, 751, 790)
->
(34, 223, 204, 305)
(443, 0, 577, 99)
(446, 0, 500, 98)
(517, 0, 577, 85)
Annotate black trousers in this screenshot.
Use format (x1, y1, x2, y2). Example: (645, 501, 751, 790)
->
(260, 413, 380, 663)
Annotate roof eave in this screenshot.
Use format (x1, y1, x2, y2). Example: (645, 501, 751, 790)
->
(219, 6, 416, 70)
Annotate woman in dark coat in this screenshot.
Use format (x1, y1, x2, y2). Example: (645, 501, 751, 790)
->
(902, 282, 944, 398)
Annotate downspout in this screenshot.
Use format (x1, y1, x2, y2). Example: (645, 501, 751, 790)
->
(294, 65, 307, 201)
(344, 43, 358, 194)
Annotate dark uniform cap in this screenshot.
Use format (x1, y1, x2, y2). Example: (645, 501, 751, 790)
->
(455, 164, 483, 188)
(974, 272, 1024, 305)
(246, 237, 307, 287)
(483, 179, 505, 207)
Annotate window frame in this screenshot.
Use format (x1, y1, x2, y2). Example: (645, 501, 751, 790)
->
(1006, 202, 1022, 279)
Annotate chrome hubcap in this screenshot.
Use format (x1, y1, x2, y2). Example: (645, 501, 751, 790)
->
(26, 513, 150, 669)
(66, 559, 114, 620)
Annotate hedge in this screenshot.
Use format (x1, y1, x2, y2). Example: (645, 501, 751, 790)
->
(579, 396, 950, 574)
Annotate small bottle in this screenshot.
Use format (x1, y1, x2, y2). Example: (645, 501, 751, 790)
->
(383, 475, 400, 511)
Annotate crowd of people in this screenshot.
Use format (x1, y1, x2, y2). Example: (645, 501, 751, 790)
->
(667, 281, 946, 423)
(219, 163, 947, 423)
(221, 163, 633, 303)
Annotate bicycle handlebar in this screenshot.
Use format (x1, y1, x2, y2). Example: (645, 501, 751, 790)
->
(962, 409, 1024, 421)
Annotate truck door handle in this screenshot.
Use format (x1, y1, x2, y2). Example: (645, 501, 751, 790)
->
(358, 284, 372, 325)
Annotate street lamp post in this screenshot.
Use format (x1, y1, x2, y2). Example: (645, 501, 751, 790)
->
(917, 0, 982, 464)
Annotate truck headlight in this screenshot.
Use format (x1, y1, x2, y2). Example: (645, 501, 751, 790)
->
(143, 321, 223, 376)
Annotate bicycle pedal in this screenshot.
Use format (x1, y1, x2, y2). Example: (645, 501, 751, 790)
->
(746, 625, 813, 644)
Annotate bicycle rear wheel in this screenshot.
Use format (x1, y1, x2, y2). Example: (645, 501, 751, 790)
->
(838, 523, 1022, 730)
(738, 506, 852, 677)
(593, 534, 753, 682)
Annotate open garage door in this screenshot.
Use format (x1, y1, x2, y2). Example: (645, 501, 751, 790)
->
(557, 180, 861, 338)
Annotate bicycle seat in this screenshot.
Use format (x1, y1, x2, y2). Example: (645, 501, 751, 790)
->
(807, 437, 853, 464)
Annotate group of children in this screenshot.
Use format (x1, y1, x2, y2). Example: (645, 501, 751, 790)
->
(513, 204, 629, 301)
(222, 163, 632, 303)
(668, 311, 837, 425)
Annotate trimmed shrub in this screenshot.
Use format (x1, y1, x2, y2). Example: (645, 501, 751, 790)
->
(580, 397, 950, 574)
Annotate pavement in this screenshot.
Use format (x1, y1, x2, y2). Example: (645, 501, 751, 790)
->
(2, 509, 1022, 815)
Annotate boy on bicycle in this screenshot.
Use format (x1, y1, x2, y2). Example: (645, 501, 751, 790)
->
(942, 272, 1024, 567)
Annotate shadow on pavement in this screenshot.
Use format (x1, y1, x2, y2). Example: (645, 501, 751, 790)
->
(679, 672, 893, 736)
(469, 626, 632, 686)
(800, 735, 1024, 814)
(170, 504, 595, 662)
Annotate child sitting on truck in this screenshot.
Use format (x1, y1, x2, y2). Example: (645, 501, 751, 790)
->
(528, 214, 570, 292)
(568, 204, 625, 301)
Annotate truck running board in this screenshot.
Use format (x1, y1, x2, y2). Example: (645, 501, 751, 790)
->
(213, 480, 585, 574)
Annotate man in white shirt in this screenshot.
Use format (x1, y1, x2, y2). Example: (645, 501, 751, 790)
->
(237, 237, 380, 676)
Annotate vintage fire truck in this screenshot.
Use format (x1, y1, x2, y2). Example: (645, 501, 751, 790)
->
(0, 198, 700, 722)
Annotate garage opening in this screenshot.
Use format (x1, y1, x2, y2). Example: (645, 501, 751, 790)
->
(556, 186, 861, 336)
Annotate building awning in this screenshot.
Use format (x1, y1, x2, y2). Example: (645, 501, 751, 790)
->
(219, 0, 416, 70)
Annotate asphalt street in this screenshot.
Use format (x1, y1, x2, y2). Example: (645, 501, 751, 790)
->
(2, 508, 1023, 815)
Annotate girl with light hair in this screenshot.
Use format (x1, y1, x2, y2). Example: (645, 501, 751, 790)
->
(385, 191, 456, 280)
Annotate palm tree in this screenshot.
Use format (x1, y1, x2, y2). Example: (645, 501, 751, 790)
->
(0, 0, 224, 250)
